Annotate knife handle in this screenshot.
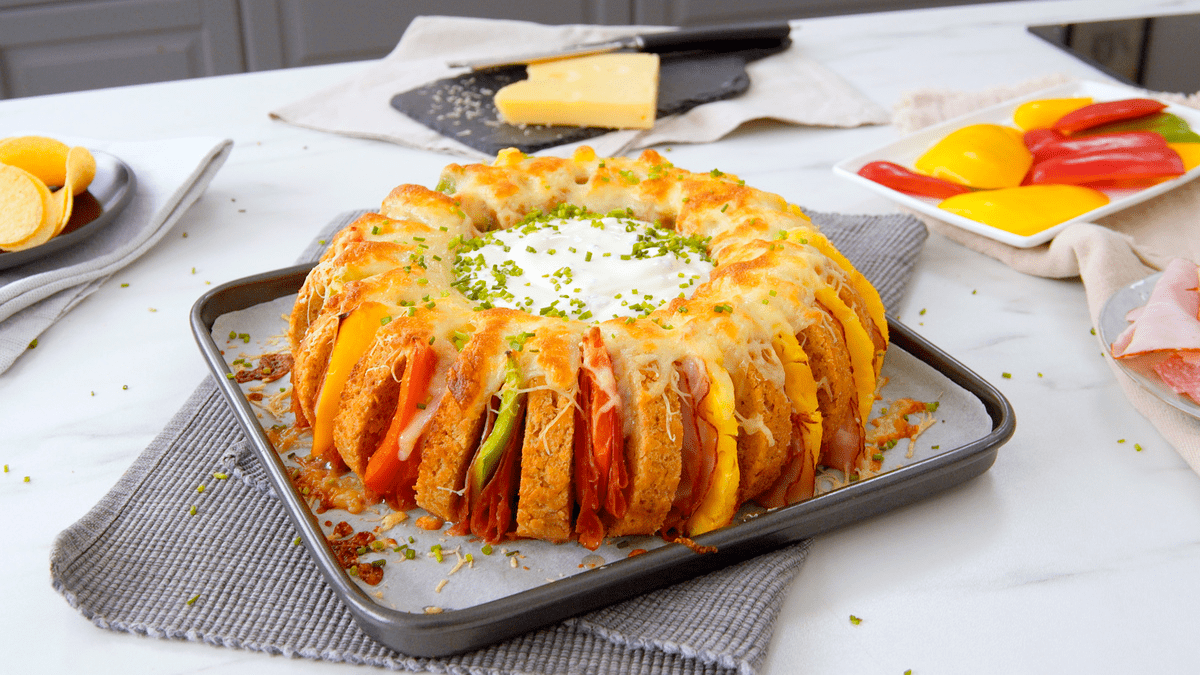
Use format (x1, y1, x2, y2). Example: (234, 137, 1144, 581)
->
(636, 21, 792, 54)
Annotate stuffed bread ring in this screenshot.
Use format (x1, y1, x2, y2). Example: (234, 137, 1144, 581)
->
(288, 147, 888, 549)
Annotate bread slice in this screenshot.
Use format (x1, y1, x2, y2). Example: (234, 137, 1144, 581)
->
(414, 328, 509, 521)
(798, 308, 864, 474)
(605, 364, 683, 537)
(514, 377, 575, 542)
(733, 358, 793, 503)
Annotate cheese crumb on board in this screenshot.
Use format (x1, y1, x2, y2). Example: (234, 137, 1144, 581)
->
(494, 53, 659, 129)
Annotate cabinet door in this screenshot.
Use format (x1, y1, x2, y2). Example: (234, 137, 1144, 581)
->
(239, 0, 634, 71)
(634, 0, 1005, 25)
(0, 0, 242, 99)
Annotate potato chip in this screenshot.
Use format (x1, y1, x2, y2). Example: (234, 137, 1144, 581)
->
(0, 165, 46, 248)
(50, 146, 96, 237)
(64, 146, 96, 195)
(0, 168, 62, 252)
(50, 184, 74, 238)
(0, 136, 71, 188)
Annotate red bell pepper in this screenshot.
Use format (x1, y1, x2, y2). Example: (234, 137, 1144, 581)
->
(1028, 131, 1170, 163)
(1052, 98, 1167, 134)
(1023, 128, 1067, 155)
(363, 338, 437, 505)
(1027, 147, 1185, 185)
(857, 160, 971, 199)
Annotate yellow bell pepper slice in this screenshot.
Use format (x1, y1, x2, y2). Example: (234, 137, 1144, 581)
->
(312, 301, 390, 463)
(686, 362, 740, 537)
(1012, 97, 1093, 130)
(938, 185, 1109, 236)
(914, 124, 1032, 189)
(1169, 143, 1200, 171)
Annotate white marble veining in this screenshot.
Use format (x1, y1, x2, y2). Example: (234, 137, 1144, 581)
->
(4, 1, 1200, 673)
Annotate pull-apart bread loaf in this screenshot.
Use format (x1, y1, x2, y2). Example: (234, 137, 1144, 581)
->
(288, 147, 888, 548)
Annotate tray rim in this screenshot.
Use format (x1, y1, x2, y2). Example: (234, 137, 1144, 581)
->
(190, 263, 1016, 657)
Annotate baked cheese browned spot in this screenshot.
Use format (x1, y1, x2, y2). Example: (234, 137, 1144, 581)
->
(733, 360, 792, 503)
(514, 376, 575, 543)
(331, 329, 408, 477)
(799, 308, 864, 474)
(606, 366, 683, 537)
(380, 184, 471, 232)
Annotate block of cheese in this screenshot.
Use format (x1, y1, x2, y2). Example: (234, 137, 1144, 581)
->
(494, 53, 659, 130)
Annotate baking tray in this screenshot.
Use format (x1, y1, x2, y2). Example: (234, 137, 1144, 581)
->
(190, 264, 1015, 657)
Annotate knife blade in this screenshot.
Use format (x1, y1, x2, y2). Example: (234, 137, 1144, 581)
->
(447, 21, 793, 71)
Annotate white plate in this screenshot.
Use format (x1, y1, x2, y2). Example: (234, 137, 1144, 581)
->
(834, 80, 1200, 249)
(1098, 271, 1200, 420)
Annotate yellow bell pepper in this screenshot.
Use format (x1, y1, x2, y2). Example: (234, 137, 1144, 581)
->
(914, 124, 1032, 189)
(1168, 142, 1200, 171)
(312, 301, 390, 464)
(938, 184, 1109, 236)
(1012, 97, 1093, 130)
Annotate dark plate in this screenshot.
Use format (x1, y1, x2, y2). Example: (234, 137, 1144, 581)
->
(0, 150, 136, 271)
(191, 265, 1015, 657)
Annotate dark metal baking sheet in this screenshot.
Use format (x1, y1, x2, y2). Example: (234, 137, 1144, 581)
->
(190, 263, 1015, 657)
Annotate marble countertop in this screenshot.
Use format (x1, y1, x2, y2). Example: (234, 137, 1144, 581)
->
(4, 1, 1200, 673)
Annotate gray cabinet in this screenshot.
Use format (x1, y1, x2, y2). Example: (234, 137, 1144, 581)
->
(633, 0, 1014, 24)
(238, 0, 634, 71)
(0, 0, 629, 98)
(0, 0, 243, 99)
(0, 0, 1011, 99)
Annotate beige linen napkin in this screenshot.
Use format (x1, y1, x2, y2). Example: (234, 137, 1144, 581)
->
(893, 76, 1200, 472)
(270, 15, 890, 160)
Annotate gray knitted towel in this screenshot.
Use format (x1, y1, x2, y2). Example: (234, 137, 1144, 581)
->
(50, 208, 927, 675)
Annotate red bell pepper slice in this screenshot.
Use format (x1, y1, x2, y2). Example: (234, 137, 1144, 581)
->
(574, 327, 626, 550)
(1023, 128, 1067, 156)
(467, 407, 522, 544)
(1052, 98, 1167, 134)
(1027, 147, 1185, 185)
(1028, 131, 1170, 163)
(856, 160, 971, 199)
(362, 338, 437, 506)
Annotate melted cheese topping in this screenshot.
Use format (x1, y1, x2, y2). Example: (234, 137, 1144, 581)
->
(452, 211, 713, 322)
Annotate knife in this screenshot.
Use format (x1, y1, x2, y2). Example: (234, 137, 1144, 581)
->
(447, 21, 793, 71)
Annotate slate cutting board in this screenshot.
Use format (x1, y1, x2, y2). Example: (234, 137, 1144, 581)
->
(390, 43, 790, 156)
